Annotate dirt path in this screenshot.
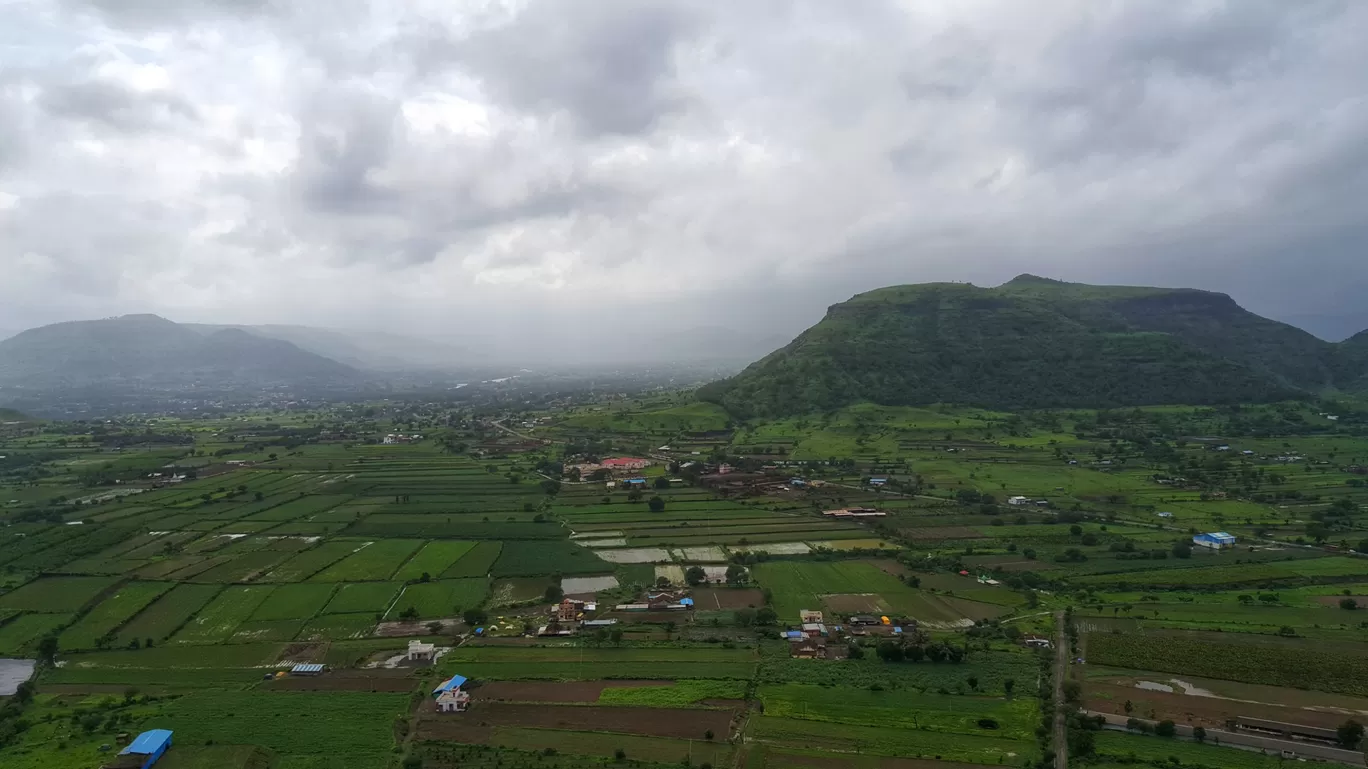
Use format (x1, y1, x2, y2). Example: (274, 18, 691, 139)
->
(1053, 609, 1068, 769)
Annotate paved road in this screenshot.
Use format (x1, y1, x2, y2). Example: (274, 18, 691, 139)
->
(1053, 609, 1068, 769)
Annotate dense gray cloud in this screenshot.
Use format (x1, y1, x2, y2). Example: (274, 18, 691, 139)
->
(2, 0, 1367, 358)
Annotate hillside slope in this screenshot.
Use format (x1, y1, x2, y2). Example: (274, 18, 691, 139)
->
(0, 315, 361, 389)
(186, 324, 476, 371)
(702, 276, 1364, 416)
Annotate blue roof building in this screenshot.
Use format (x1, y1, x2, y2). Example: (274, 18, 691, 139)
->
(290, 663, 324, 675)
(433, 674, 467, 697)
(1193, 532, 1236, 550)
(119, 729, 172, 769)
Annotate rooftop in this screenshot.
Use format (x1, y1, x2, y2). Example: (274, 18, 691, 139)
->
(120, 729, 172, 756)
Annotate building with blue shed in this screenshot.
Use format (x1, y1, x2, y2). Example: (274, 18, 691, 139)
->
(1193, 532, 1236, 550)
(116, 729, 172, 769)
(433, 674, 470, 713)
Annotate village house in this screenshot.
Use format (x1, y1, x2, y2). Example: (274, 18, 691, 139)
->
(104, 729, 173, 769)
(1007, 496, 1029, 506)
(1022, 635, 1052, 649)
(789, 635, 828, 659)
(407, 640, 436, 663)
(601, 457, 650, 471)
(433, 674, 470, 713)
(799, 610, 824, 624)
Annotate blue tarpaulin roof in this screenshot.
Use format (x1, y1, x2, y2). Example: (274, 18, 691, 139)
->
(680, 598, 694, 606)
(121, 729, 172, 756)
(433, 674, 467, 695)
(784, 630, 802, 639)
(291, 663, 324, 674)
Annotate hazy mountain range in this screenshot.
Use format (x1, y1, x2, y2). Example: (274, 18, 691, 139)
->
(701, 275, 1368, 416)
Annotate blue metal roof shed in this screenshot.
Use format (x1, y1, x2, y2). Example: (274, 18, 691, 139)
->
(120, 729, 172, 769)
(433, 674, 467, 696)
(290, 663, 324, 675)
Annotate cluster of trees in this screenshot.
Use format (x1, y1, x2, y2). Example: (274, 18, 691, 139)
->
(856, 638, 968, 664)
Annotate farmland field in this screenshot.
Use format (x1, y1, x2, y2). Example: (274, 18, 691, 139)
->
(6, 396, 1368, 769)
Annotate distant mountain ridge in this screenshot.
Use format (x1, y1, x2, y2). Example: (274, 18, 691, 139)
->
(0, 314, 361, 389)
(701, 275, 1368, 416)
(185, 323, 476, 371)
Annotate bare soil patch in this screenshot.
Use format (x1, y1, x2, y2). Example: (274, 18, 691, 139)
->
(869, 559, 908, 577)
(1314, 595, 1368, 607)
(821, 593, 885, 613)
(418, 702, 735, 741)
(262, 669, 416, 692)
(471, 680, 666, 703)
(375, 617, 462, 637)
(899, 526, 982, 540)
(692, 587, 765, 610)
(1085, 681, 1356, 730)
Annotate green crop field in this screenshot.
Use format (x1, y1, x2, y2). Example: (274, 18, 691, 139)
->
(7, 392, 1368, 769)
(388, 578, 488, 619)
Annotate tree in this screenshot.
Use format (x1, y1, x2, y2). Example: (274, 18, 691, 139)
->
(1340, 597, 1359, 611)
(1192, 726, 1207, 742)
(876, 640, 904, 662)
(653, 476, 671, 489)
(725, 563, 748, 585)
(1338, 719, 1365, 749)
(37, 635, 58, 664)
(1172, 542, 1192, 559)
(544, 584, 564, 603)
(609, 628, 624, 647)
(426, 621, 443, 635)
(399, 606, 419, 622)
(756, 606, 778, 625)
(627, 489, 643, 503)
(1070, 524, 1083, 536)
(1003, 678, 1015, 696)
(648, 495, 666, 513)
(847, 642, 864, 660)
(462, 608, 488, 626)
(734, 608, 756, 626)
(1154, 720, 1177, 738)
(419, 572, 432, 583)
(685, 566, 708, 586)
(1122, 699, 1133, 715)
(1358, 538, 1368, 554)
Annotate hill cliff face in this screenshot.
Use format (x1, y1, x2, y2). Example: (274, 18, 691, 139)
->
(701, 276, 1368, 416)
(0, 315, 361, 389)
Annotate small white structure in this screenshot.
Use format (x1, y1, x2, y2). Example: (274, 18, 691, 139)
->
(407, 640, 436, 662)
(1007, 496, 1029, 506)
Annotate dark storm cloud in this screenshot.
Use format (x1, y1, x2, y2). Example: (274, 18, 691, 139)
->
(38, 78, 200, 132)
(3, 0, 1368, 352)
(438, 0, 704, 136)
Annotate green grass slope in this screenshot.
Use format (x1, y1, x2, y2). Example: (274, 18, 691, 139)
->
(703, 276, 1363, 416)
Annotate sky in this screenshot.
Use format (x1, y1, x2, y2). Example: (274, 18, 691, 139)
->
(3, 0, 1368, 349)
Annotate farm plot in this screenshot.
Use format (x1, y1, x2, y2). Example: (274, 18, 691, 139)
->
(417, 702, 735, 741)
(243, 494, 349, 521)
(309, 539, 424, 582)
(754, 561, 949, 620)
(250, 583, 338, 621)
(172, 585, 274, 643)
(297, 614, 379, 641)
(60, 581, 175, 649)
(0, 576, 118, 613)
(758, 684, 1038, 740)
(323, 582, 402, 615)
(491, 540, 612, 577)
(592, 547, 671, 564)
(115, 583, 223, 645)
(192, 550, 301, 583)
(393, 540, 476, 581)
(389, 579, 489, 619)
(0, 613, 73, 654)
(261, 541, 359, 582)
(1086, 631, 1368, 696)
(749, 716, 1035, 765)
(442, 542, 502, 578)
(160, 691, 407, 763)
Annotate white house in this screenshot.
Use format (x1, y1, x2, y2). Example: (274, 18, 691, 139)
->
(407, 640, 436, 662)
(1007, 496, 1029, 506)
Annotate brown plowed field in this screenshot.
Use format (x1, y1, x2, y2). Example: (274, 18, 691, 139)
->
(472, 680, 666, 702)
(692, 587, 765, 610)
(899, 526, 982, 540)
(263, 669, 417, 692)
(1085, 681, 1353, 730)
(418, 702, 735, 741)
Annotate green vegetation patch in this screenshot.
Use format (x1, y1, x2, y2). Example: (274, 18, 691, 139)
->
(60, 581, 174, 649)
(308, 539, 424, 581)
(323, 582, 401, 615)
(0, 576, 118, 613)
(393, 540, 476, 581)
(172, 585, 274, 643)
(0, 612, 72, 654)
(1087, 631, 1368, 696)
(250, 583, 338, 621)
(116, 583, 224, 645)
(597, 679, 748, 706)
(389, 579, 489, 619)
(490, 540, 612, 577)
